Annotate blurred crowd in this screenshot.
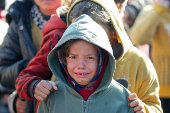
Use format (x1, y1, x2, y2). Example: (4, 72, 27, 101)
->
(0, 0, 170, 113)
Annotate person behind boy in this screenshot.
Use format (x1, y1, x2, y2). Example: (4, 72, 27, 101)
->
(130, 0, 170, 112)
(15, 0, 162, 112)
(38, 14, 134, 113)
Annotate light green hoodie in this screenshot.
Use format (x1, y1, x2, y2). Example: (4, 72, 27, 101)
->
(67, 0, 162, 113)
(38, 14, 134, 113)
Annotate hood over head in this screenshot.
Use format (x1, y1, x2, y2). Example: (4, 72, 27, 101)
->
(67, 0, 133, 62)
(48, 14, 116, 91)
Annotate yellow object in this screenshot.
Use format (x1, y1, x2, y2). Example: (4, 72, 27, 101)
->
(51, 74, 58, 82)
(31, 18, 43, 52)
(130, 4, 170, 98)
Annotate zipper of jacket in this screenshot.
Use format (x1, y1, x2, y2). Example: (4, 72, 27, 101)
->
(83, 100, 87, 113)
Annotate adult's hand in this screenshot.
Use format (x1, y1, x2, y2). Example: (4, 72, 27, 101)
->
(128, 93, 146, 113)
(34, 80, 58, 101)
(16, 97, 25, 113)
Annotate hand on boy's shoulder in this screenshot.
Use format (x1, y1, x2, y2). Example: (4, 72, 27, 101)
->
(34, 80, 58, 101)
(128, 93, 146, 113)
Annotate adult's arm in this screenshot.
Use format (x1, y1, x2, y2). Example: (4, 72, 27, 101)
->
(15, 29, 65, 100)
(134, 54, 162, 113)
(140, 65, 162, 112)
(115, 48, 162, 113)
(0, 21, 30, 89)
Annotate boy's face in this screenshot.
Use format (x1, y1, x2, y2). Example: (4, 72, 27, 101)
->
(66, 40, 99, 86)
(34, 0, 61, 15)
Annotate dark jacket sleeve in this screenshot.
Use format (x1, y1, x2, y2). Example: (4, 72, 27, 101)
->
(0, 21, 30, 89)
(15, 29, 65, 100)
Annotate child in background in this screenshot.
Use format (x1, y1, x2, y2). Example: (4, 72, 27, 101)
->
(38, 14, 134, 113)
(130, 0, 170, 112)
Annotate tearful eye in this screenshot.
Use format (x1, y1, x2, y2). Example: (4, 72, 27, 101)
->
(88, 57, 94, 59)
(69, 56, 76, 59)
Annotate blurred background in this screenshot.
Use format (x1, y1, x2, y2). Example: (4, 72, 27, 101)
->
(0, 0, 15, 44)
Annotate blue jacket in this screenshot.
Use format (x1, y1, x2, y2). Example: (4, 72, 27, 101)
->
(0, 0, 35, 89)
(0, 1, 36, 113)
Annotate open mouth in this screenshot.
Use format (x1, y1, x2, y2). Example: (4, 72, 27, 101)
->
(43, 0, 54, 2)
(75, 73, 89, 77)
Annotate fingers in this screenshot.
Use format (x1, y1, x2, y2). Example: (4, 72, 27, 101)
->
(34, 93, 45, 101)
(40, 80, 53, 91)
(35, 88, 48, 99)
(34, 80, 58, 101)
(16, 97, 25, 113)
(34, 80, 50, 101)
(129, 101, 145, 113)
(134, 105, 145, 113)
(128, 100, 140, 107)
(136, 110, 145, 113)
(36, 84, 51, 95)
(128, 93, 138, 101)
(128, 93, 146, 113)
(48, 81, 58, 90)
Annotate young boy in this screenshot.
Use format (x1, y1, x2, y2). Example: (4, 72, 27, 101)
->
(38, 14, 134, 113)
(16, 0, 162, 113)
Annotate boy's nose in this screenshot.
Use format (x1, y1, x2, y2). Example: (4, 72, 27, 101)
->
(77, 59, 86, 69)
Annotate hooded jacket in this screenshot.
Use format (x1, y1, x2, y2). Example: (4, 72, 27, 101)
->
(130, 3, 170, 98)
(16, 0, 162, 113)
(38, 14, 134, 113)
